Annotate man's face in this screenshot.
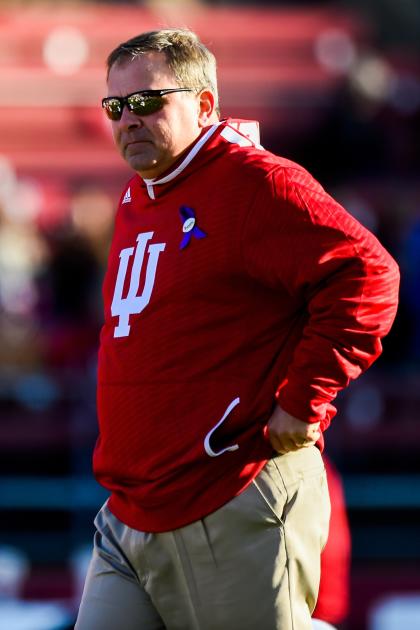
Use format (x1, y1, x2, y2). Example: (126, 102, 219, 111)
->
(106, 52, 204, 180)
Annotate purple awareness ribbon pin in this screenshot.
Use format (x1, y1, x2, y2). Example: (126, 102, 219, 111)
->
(179, 206, 207, 250)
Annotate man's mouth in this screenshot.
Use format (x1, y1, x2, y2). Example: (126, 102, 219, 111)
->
(126, 139, 148, 147)
(124, 140, 151, 153)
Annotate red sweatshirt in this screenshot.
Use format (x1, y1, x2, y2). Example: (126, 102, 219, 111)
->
(94, 119, 399, 532)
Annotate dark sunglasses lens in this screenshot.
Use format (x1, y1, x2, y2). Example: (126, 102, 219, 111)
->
(103, 98, 123, 121)
(128, 94, 165, 116)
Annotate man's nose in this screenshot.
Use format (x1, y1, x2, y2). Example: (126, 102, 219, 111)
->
(118, 105, 144, 130)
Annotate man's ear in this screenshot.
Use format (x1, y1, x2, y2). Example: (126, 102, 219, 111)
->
(197, 89, 218, 127)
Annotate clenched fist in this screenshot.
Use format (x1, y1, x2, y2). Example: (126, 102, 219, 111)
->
(267, 405, 321, 454)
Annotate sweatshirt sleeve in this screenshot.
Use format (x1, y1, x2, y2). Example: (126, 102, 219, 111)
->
(242, 165, 400, 430)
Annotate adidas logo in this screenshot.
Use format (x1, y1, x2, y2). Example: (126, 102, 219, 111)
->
(122, 187, 132, 204)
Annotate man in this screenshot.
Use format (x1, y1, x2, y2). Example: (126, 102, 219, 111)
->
(76, 29, 399, 629)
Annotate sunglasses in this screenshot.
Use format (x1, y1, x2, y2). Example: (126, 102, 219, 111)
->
(101, 88, 194, 121)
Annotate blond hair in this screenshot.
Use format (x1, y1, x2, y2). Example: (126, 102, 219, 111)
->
(107, 29, 219, 114)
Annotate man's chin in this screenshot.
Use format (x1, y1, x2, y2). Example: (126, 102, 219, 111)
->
(125, 156, 158, 177)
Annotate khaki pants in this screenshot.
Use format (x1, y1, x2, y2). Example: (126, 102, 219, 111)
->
(76, 446, 330, 630)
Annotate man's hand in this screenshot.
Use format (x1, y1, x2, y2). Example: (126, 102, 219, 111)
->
(267, 405, 321, 454)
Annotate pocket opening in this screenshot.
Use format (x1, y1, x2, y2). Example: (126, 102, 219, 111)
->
(204, 397, 241, 458)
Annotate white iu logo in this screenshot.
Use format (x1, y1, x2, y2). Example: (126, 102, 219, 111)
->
(111, 231, 166, 338)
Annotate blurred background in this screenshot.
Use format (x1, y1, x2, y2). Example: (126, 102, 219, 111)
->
(0, 0, 419, 629)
